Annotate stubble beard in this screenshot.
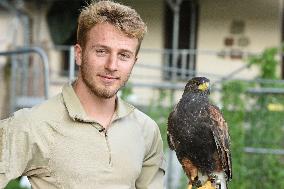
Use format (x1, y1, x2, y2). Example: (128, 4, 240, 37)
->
(80, 58, 131, 99)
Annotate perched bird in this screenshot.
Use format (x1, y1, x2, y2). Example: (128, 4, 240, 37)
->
(167, 77, 232, 189)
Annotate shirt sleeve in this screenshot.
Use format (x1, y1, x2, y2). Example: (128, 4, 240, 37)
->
(0, 113, 34, 189)
(135, 121, 166, 189)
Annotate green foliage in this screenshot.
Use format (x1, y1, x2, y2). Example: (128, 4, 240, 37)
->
(146, 89, 173, 149)
(248, 47, 278, 80)
(122, 47, 284, 189)
(5, 178, 28, 189)
(222, 80, 248, 189)
(222, 47, 284, 189)
(120, 83, 134, 100)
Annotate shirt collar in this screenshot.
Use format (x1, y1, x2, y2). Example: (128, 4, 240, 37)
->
(62, 84, 135, 123)
(115, 95, 135, 120)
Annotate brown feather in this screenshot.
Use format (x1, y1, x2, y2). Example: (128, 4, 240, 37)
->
(208, 104, 232, 180)
(167, 77, 232, 188)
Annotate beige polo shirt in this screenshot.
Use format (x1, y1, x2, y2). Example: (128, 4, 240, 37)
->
(0, 84, 166, 189)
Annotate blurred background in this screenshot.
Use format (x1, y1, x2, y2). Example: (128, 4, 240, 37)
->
(0, 0, 284, 189)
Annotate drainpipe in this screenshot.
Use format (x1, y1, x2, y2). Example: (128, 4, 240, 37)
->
(166, 0, 183, 81)
(189, 0, 197, 76)
(164, 1, 184, 189)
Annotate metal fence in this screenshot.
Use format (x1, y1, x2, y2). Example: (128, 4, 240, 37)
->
(1, 46, 284, 189)
(0, 47, 49, 114)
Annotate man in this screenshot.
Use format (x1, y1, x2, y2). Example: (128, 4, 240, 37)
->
(0, 1, 166, 189)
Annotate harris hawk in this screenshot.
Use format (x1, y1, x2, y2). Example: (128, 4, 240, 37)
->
(167, 77, 232, 189)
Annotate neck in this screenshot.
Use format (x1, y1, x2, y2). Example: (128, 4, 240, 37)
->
(73, 79, 116, 127)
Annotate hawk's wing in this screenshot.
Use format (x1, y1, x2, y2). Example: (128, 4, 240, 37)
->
(167, 107, 177, 150)
(167, 106, 200, 182)
(208, 104, 232, 180)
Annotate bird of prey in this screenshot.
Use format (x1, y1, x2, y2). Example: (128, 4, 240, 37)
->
(167, 77, 232, 189)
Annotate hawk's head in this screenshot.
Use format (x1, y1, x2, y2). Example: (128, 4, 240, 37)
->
(184, 77, 210, 95)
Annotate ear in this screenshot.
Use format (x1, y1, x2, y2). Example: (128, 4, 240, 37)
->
(75, 44, 82, 66)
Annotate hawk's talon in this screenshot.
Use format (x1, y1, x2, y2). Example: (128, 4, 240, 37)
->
(209, 173, 217, 180)
(207, 173, 222, 189)
(214, 179, 221, 189)
(195, 180, 202, 188)
(193, 176, 202, 188)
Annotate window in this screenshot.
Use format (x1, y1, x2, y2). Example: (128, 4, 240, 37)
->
(163, 0, 199, 81)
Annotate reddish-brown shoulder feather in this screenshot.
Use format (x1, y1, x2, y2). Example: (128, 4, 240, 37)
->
(208, 104, 232, 180)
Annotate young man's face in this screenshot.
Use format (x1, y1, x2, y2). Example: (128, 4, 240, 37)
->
(75, 23, 138, 99)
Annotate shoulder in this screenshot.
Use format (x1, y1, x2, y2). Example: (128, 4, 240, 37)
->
(117, 98, 159, 133)
(0, 109, 36, 145)
(133, 108, 156, 124)
(131, 108, 159, 133)
(128, 107, 162, 150)
(129, 107, 164, 164)
(28, 93, 66, 122)
(0, 93, 65, 135)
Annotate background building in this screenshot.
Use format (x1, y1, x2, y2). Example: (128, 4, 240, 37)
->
(0, 0, 283, 113)
(1, 1, 284, 188)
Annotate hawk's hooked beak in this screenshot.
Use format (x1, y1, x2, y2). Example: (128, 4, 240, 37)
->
(198, 82, 209, 91)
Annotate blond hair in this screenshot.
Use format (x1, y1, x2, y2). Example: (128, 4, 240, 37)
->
(77, 0, 147, 51)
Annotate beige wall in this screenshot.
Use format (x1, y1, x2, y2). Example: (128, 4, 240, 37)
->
(0, 6, 63, 116)
(120, 0, 165, 104)
(0, 11, 22, 118)
(124, 0, 283, 104)
(0, 0, 282, 108)
(123, 0, 164, 83)
(0, 11, 24, 49)
(122, 0, 283, 104)
(197, 0, 281, 81)
(30, 4, 63, 79)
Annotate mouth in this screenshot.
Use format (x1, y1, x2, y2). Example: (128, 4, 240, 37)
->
(98, 74, 119, 83)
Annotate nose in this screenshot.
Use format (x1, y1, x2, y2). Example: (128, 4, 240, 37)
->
(105, 53, 118, 71)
